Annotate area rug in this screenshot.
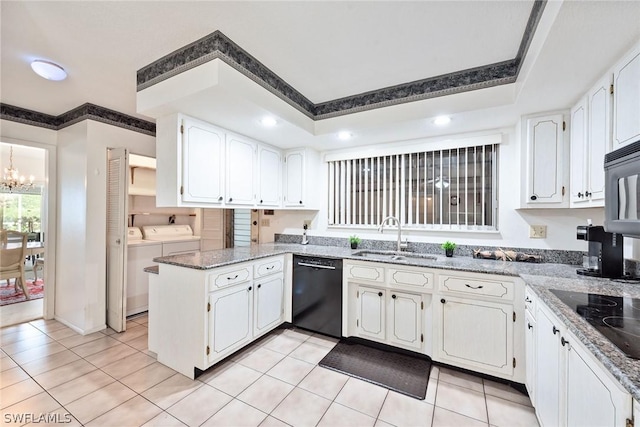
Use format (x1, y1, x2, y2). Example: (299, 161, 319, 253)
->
(0, 279, 44, 306)
(319, 337, 431, 400)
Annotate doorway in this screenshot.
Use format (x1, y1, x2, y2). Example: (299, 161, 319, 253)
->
(0, 142, 52, 326)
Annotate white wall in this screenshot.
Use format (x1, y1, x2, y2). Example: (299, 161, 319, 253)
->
(261, 125, 612, 253)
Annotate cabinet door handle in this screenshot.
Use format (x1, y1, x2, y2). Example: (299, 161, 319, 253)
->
(525, 297, 532, 303)
(248, 286, 252, 291)
(266, 266, 274, 270)
(257, 284, 261, 288)
(577, 192, 583, 198)
(585, 191, 592, 197)
(530, 195, 537, 201)
(260, 200, 263, 204)
(465, 284, 484, 289)
(440, 298, 446, 304)
(218, 196, 223, 201)
(553, 326, 559, 335)
(227, 275, 239, 280)
(527, 323, 533, 330)
(378, 292, 383, 297)
(391, 294, 397, 299)
(299, 200, 303, 204)
(561, 337, 569, 347)
(228, 197, 233, 202)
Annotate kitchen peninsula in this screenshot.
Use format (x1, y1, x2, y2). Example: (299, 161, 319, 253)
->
(149, 242, 640, 426)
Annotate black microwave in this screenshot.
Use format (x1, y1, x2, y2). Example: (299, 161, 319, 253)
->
(604, 139, 640, 238)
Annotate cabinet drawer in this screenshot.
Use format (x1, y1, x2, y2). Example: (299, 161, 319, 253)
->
(208, 264, 252, 291)
(346, 263, 385, 283)
(525, 287, 536, 315)
(439, 275, 514, 300)
(388, 268, 434, 290)
(254, 257, 284, 278)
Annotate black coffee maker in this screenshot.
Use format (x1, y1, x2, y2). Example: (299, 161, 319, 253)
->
(576, 225, 624, 278)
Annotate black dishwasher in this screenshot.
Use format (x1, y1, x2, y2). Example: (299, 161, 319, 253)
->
(292, 255, 343, 338)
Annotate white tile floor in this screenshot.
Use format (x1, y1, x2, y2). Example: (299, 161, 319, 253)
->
(0, 317, 540, 426)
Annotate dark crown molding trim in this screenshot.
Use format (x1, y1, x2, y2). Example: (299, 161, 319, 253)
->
(1, 103, 156, 136)
(137, 1, 546, 120)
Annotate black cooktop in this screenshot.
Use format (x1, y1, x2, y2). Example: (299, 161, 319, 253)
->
(550, 289, 640, 359)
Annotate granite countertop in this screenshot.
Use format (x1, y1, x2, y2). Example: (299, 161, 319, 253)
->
(143, 265, 159, 274)
(153, 243, 640, 400)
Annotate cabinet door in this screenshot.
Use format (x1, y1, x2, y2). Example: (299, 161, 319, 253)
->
(535, 306, 563, 427)
(613, 43, 640, 149)
(437, 296, 513, 376)
(258, 146, 282, 207)
(526, 114, 565, 205)
(357, 286, 386, 341)
(570, 99, 588, 206)
(566, 339, 632, 427)
(226, 136, 256, 205)
(254, 274, 284, 335)
(387, 291, 422, 350)
(587, 75, 612, 205)
(524, 310, 536, 406)
(284, 150, 305, 207)
(182, 119, 224, 203)
(208, 283, 253, 362)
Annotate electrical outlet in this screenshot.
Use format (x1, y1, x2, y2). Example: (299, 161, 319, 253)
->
(529, 225, 547, 238)
(260, 219, 270, 227)
(303, 220, 312, 227)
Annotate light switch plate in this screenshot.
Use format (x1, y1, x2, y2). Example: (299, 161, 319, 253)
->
(530, 225, 547, 238)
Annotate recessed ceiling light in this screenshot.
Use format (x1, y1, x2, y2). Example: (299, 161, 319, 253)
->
(260, 116, 277, 127)
(433, 115, 451, 126)
(30, 60, 67, 81)
(338, 131, 353, 140)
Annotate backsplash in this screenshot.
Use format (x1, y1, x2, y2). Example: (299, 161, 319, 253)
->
(275, 233, 585, 265)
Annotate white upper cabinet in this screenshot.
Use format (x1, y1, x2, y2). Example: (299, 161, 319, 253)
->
(257, 145, 282, 207)
(283, 148, 321, 209)
(570, 98, 588, 206)
(226, 135, 256, 206)
(586, 74, 611, 204)
(524, 113, 568, 207)
(613, 41, 640, 149)
(155, 114, 225, 207)
(183, 118, 225, 204)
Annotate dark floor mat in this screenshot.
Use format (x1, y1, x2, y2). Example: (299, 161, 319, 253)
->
(319, 338, 431, 400)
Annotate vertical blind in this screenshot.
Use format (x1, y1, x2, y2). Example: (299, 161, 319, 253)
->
(328, 144, 498, 230)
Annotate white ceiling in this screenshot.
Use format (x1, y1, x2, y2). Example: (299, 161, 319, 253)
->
(2, 1, 640, 151)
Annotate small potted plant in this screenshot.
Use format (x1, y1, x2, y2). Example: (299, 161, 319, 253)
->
(349, 235, 361, 250)
(441, 240, 456, 257)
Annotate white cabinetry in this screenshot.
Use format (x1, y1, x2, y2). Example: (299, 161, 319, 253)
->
(570, 75, 612, 208)
(156, 114, 225, 207)
(346, 261, 429, 353)
(532, 296, 633, 427)
(226, 135, 256, 206)
(284, 148, 320, 209)
(257, 145, 282, 207)
(524, 287, 536, 406)
(434, 271, 523, 381)
(613, 41, 640, 149)
(523, 113, 568, 207)
(152, 255, 286, 378)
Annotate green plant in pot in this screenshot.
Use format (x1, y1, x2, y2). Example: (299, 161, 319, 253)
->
(349, 235, 361, 249)
(441, 240, 456, 257)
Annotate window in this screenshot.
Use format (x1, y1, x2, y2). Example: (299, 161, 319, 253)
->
(328, 144, 498, 230)
(0, 188, 43, 233)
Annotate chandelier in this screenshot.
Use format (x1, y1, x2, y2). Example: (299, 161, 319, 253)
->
(2, 146, 34, 193)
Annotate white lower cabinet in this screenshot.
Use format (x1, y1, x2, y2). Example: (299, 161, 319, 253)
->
(357, 286, 386, 341)
(436, 295, 514, 377)
(254, 273, 284, 335)
(532, 295, 633, 427)
(524, 309, 536, 406)
(388, 291, 422, 350)
(208, 282, 253, 361)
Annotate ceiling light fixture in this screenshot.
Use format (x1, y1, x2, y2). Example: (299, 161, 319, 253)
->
(260, 116, 277, 127)
(433, 115, 451, 126)
(30, 59, 67, 81)
(338, 131, 353, 141)
(2, 146, 34, 193)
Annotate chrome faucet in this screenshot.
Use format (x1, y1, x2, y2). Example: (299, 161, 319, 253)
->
(378, 216, 407, 252)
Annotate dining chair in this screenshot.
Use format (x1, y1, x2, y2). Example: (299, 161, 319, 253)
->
(0, 230, 30, 300)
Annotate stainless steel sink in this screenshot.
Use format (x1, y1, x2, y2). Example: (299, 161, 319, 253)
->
(351, 250, 438, 261)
